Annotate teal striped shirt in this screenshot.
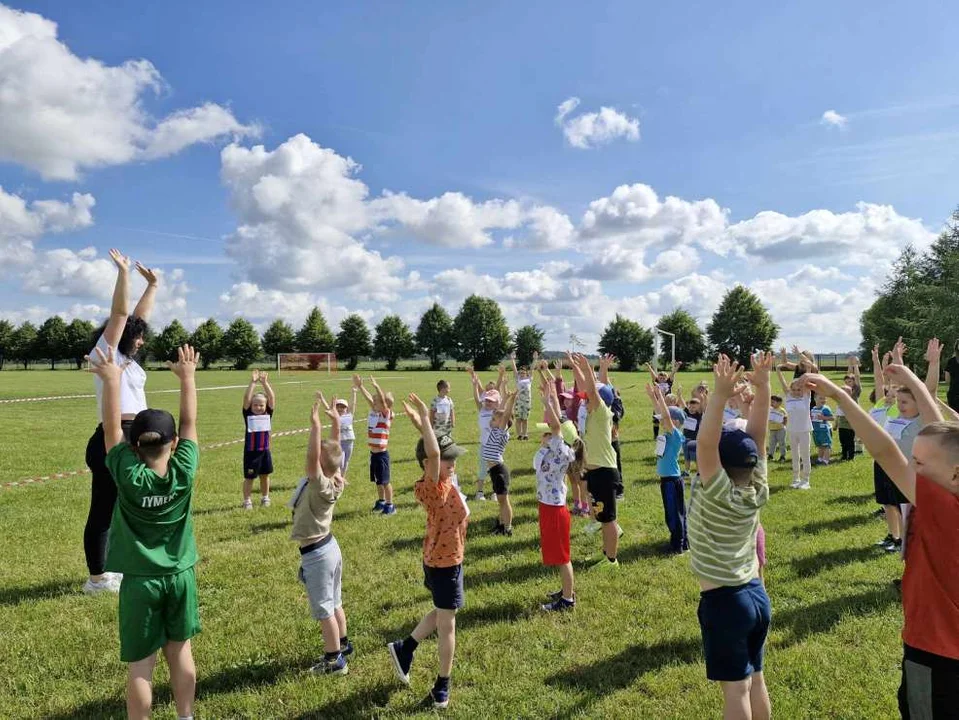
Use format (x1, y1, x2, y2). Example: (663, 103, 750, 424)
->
(688, 458, 768, 587)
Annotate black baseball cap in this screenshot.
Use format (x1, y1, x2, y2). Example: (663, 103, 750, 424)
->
(415, 435, 467, 466)
(129, 409, 177, 446)
(718, 428, 760, 469)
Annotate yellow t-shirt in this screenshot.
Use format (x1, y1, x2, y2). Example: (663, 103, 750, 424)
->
(768, 406, 787, 431)
(584, 402, 617, 469)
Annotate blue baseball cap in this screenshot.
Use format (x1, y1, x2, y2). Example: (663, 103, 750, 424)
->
(718, 429, 760, 469)
(668, 406, 686, 425)
(598, 384, 615, 407)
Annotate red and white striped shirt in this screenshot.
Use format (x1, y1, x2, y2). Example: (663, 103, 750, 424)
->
(367, 410, 394, 451)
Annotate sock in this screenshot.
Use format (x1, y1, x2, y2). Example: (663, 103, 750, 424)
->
(178, 716, 194, 720)
(608, 555, 617, 563)
(340, 635, 349, 647)
(324, 650, 341, 661)
(434, 675, 450, 691)
(404, 636, 419, 653)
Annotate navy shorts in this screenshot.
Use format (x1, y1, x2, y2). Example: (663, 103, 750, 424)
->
(489, 463, 511, 495)
(243, 449, 273, 478)
(370, 450, 391, 485)
(697, 579, 771, 682)
(423, 563, 464, 610)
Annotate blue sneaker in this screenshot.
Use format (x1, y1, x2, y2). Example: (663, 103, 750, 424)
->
(382, 503, 396, 515)
(372, 499, 385, 512)
(430, 686, 450, 709)
(387, 641, 412, 685)
(311, 653, 348, 676)
(339, 640, 354, 658)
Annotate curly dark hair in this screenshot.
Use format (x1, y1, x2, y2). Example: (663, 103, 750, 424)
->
(92, 316, 149, 358)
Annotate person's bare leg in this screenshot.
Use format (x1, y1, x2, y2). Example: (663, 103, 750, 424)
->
(498, 494, 513, 528)
(885, 505, 902, 539)
(320, 616, 340, 653)
(334, 606, 347, 641)
(560, 562, 575, 598)
(411, 609, 438, 642)
(162, 640, 196, 720)
(602, 521, 619, 559)
(378, 485, 386, 501)
(749, 671, 771, 720)
(242, 478, 253, 504)
(259, 474, 270, 499)
(720, 677, 753, 720)
(126, 654, 157, 720)
(436, 609, 457, 677)
(384, 483, 394, 504)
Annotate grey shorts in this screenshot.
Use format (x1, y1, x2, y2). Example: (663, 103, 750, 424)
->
(298, 535, 342, 620)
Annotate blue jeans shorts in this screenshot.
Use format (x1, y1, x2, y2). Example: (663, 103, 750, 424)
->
(697, 578, 771, 681)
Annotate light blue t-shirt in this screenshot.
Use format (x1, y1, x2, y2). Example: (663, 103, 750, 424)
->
(811, 405, 833, 432)
(656, 427, 684, 478)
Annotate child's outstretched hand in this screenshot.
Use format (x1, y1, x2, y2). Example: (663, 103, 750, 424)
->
(251, 369, 260, 383)
(168, 345, 199, 380)
(310, 400, 322, 429)
(260, 371, 269, 383)
(402, 399, 424, 431)
(352, 374, 363, 388)
(892, 336, 907, 365)
(369, 376, 381, 389)
(408, 392, 430, 416)
(324, 396, 339, 422)
(644, 383, 658, 403)
(315, 390, 331, 413)
(109, 248, 130, 273)
(713, 355, 744, 398)
(925, 338, 943, 364)
(135, 262, 159, 287)
(85, 345, 129, 381)
(802, 374, 841, 400)
(749, 351, 774, 384)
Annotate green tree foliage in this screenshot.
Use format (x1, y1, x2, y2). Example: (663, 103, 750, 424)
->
(9, 322, 39, 369)
(36, 316, 69, 369)
(222, 318, 262, 370)
(513, 325, 545, 368)
(597, 314, 654, 372)
(0, 319, 13, 370)
(373, 314, 415, 371)
(655, 308, 707, 366)
(451, 295, 511, 371)
(336, 314, 373, 371)
(153, 320, 191, 363)
(189, 318, 224, 369)
(296, 307, 335, 352)
(65, 319, 95, 369)
(416, 303, 454, 371)
(261, 320, 296, 358)
(706, 286, 779, 366)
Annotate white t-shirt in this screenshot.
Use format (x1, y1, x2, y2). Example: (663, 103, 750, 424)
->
(577, 403, 588, 436)
(92, 334, 147, 421)
(432, 396, 454, 426)
(784, 395, 813, 433)
(339, 412, 355, 441)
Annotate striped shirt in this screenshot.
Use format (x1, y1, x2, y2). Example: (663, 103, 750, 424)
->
(481, 426, 510, 464)
(244, 407, 273, 452)
(367, 410, 394, 451)
(688, 458, 769, 586)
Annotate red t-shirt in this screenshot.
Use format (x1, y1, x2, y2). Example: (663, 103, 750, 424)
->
(902, 474, 959, 659)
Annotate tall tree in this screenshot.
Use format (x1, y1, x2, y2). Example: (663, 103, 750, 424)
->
(153, 320, 191, 363)
(0, 319, 13, 370)
(36, 316, 69, 370)
(261, 319, 296, 358)
(296, 307, 335, 352)
(9, 322, 38, 370)
(451, 295, 511, 371)
(189, 318, 224, 369)
(597, 314, 654, 371)
(655, 308, 707, 367)
(416, 303, 454, 371)
(706, 286, 779, 365)
(222, 318, 262, 370)
(65, 318, 95, 369)
(513, 325, 545, 368)
(336, 314, 373, 371)
(373, 315, 416, 371)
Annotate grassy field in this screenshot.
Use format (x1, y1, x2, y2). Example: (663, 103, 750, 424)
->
(0, 368, 908, 719)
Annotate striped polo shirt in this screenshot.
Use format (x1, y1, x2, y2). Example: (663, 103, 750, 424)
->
(481, 426, 509, 464)
(688, 458, 769, 586)
(367, 410, 394, 451)
(243, 407, 273, 452)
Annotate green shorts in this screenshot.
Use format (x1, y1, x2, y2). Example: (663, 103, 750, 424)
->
(119, 567, 201, 662)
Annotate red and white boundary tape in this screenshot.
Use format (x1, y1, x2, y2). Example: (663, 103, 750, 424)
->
(0, 393, 96, 404)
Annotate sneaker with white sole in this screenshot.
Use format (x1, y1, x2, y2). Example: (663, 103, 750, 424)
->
(83, 576, 120, 595)
(242, 498, 253, 510)
(582, 521, 602, 535)
(310, 653, 348, 676)
(387, 640, 413, 686)
(260, 496, 271, 507)
(797, 480, 811, 490)
(475, 491, 486, 502)
(790, 478, 802, 489)
(541, 596, 576, 612)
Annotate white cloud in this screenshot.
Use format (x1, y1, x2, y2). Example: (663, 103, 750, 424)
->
(21, 246, 113, 298)
(821, 109, 848, 129)
(504, 206, 576, 250)
(0, 4, 259, 180)
(0, 187, 95, 264)
(555, 96, 640, 149)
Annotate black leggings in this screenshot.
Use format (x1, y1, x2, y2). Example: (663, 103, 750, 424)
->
(838, 428, 856, 462)
(611, 439, 624, 495)
(83, 422, 131, 575)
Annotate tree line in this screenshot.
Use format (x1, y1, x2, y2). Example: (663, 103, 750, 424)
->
(0, 287, 783, 372)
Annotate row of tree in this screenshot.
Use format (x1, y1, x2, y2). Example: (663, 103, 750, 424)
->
(0, 287, 782, 371)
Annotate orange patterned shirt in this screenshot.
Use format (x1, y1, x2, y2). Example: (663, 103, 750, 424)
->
(415, 475, 469, 568)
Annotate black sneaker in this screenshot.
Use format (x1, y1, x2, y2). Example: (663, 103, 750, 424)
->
(615, 492, 625, 501)
(884, 538, 903, 553)
(311, 653, 348, 676)
(502, 525, 513, 537)
(387, 641, 413, 686)
(875, 533, 894, 547)
(541, 596, 576, 612)
(339, 640, 354, 658)
(430, 686, 450, 709)
(491, 522, 505, 535)
(872, 508, 886, 518)
(547, 589, 564, 602)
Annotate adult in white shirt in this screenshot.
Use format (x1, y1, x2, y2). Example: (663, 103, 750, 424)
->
(82, 249, 159, 594)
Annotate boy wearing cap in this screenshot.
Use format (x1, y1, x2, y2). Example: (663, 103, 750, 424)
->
(88, 344, 201, 720)
(469, 370, 499, 501)
(688, 352, 773, 720)
(334, 389, 358, 474)
(389, 393, 469, 709)
(647, 384, 689, 554)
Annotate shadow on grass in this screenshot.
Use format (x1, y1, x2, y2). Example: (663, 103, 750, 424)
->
(510, 467, 535, 478)
(788, 546, 883, 578)
(380, 598, 532, 642)
(193, 505, 238, 517)
(773, 585, 898, 648)
(293, 680, 397, 719)
(467, 535, 540, 560)
(826, 493, 875, 506)
(616, 538, 674, 564)
(0, 579, 77, 606)
(796, 513, 873, 534)
(387, 536, 424, 553)
(251, 521, 288, 535)
(466, 561, 554, 588)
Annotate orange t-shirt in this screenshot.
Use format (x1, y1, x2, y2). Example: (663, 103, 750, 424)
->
(902, 475, 959, 659)
(415, 475, 469, 568)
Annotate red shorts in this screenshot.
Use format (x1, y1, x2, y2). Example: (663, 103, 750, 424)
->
(538, 503, 571, 566)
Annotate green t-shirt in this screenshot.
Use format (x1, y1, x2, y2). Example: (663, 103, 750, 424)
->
(584, 402, 617, 470)
(105, 439, 199, 576)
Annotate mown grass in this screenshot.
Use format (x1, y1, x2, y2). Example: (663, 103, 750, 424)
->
(0, 369, 905, 718)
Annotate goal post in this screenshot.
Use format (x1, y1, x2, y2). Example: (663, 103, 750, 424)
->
(653, 328, 676, 370)
(276, 353, 338, 375)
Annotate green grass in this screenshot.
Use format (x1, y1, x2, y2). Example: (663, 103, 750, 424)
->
(0, 369, 905, 719)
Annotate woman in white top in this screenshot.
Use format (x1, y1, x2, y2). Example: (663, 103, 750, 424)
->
(82, 249, 159, 594)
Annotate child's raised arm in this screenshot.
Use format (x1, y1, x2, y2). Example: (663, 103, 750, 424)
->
(261, 371, 276, 409)
(243, 370, 259, 410)
(349, 386, 358, 415)
(883, 351, 944, 427)
(924, 338, 944, 397)
(496, 364, 508, 398)
(668, 360, 681, 382)
(169, 345, 199, 444)
(697, 356, 745, 484)
(306, 397, 323, 480)
(369, 376, 388, 411)
(469, 369, 482, 409)
(646, 384, 675, 430)
(410, 393, 440, 483)
(132, 262, 160, 323)
(571, 353, 600, 412)
(746, 352, 773, 447)
(775, 367, 790, 396)
(599, 354, 614, 387)
(353, 374, 375, 408)
(102, 249, 131, 349)
(872, 344, 886, 402)
(494, 390, 518, 429)
(510, 352, 519, 382)
(849, 354, 862, 394)
(85, 345, 126, 452)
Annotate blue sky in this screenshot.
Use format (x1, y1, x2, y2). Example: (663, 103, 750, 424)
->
(1, 0, 957, 352)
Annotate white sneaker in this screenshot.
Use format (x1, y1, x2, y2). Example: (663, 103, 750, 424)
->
(260, 496, 271, 507)
(790, 478, 801, 488)
(616, 523, 624, 538)
(83, 576, 120, 595)
(583, 521, 602, 535)
(475, 491, 486, 502)
(242, 498, 253, 510)
(798, 480, 811, 490)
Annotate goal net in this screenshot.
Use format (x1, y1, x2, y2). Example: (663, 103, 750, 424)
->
(653, 328, 676, 370)
(276, 353, 338, 375)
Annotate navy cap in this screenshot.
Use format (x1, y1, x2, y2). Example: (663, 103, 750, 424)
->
(129, 409, 177, 446)
(598, 384, 615, 407)
(718, 428, 760, 469)
(668, 406, 686, 425)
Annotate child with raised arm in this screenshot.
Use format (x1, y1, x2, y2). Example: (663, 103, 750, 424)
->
(676, 386, 703, 476)
(483, 389, 519, 536)
(469, 369, 498, 501)
(810, 394, 835, 466)
(388, 394, 469, 710)
(535, 378, 578, 611)
(647, 383, 688, 554)
(836, 357, 862, 461)
(242, 370, 276, 509)
(354, 374, 396, 515)
(688, 352, 773, 720)
(290, 393, 349, 676)
(335, 388, 358, 474)
(802, 359, 959, 720)
(777, 366, 813, 489)
(430, 379, 455, 439)
(90, 344, 201, 720)
(511, 353, 533, 440)
(646, 360, 679, 439)
(767, 395, 788, 463)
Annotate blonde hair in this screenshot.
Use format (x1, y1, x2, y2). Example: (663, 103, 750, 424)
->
(320, 440, 344, 476)
(384, 392, 395, 409)
(918, 421, 959, 462)
(251, 392, 268, 404)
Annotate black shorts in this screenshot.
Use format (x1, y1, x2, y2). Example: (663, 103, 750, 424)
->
(488, 463, 511, 495)
(423, 563, 464, 610)
(243, 449, 273, 478)
(585, 466, 618, 523)
(370, 450, 391, 485)
(874, 462, 908, 506)
(899, 644, 959, 719)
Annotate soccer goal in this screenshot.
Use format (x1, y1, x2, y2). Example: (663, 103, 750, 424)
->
(276, 353, 338, 375)
(653, 328, 676, 370)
